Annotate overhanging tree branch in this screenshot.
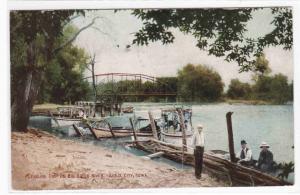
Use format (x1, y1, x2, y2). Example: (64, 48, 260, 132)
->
(53, 16, 102, 54)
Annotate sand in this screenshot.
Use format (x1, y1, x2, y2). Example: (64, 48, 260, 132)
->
(11, 129, 226, 190)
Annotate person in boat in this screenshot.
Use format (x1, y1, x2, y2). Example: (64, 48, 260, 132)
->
(236, 140, 253, 166)
(166, 112, 173, 128)
(162, 113, 168, 130)
(78, 109, 84, 118)
(191, 124, 205, 179)
(257, 142, 274, 172)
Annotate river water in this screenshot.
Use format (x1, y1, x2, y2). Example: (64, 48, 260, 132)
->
(28, 102, 294, 182)
(123, 102, 294, 163)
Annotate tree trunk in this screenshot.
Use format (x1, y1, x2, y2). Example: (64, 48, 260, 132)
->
(11, 69, 42, 132)
(91, 62, 97, 117)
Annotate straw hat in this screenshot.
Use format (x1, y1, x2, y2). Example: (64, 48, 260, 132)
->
(197, 124, 203, 130)
(260, 142, 270, 148)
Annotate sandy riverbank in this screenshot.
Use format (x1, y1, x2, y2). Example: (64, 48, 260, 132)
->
(11, 129, 226, 190)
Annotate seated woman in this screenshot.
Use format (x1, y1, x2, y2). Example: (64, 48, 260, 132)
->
(257, 142, 274, 172)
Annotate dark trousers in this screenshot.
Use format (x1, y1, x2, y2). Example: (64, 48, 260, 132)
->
(194, 146, 204, 179)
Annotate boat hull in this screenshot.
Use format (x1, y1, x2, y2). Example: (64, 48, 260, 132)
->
(160, 130, 193, 149)
(93, 127, 153, 138)
(51, 118, 81, 127)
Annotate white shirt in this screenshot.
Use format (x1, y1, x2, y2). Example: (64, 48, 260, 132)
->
(191, 129, 204, 148)
(237, 148, 252, 162)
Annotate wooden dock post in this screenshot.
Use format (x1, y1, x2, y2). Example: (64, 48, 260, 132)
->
(226, 112, 236, 162)
(72, 124, 83, 137)
(86, 123, 99, 140)
(106, 120, 115, 138)
(48, 111, 60, 127)
(148, 111, 159, 140)
(178, 109, 187, 152)
(129, 118, 138, 143)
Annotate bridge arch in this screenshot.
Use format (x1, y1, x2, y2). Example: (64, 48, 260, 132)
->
(83, 72, 177, 102)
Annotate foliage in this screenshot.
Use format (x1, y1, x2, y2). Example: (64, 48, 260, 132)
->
(177, 64, 224, 101)
(94, 77, 178, 102)
(276, 161, 294, 180)
(10, 10, 85, 103)
(34, 25, 91, 104)
(253, 53, 271, 75)
(228, 74, 293, 104)
(226, 53, 292, 104)
(132, 8, 292, 72)
(227, 79, 252, 99)
(10, 10, 92, 131)
(156, 77, 178, 93)
(253, 74, 292, 104)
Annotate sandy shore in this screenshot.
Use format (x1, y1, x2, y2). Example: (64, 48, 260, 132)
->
(11, 129, 226, 190)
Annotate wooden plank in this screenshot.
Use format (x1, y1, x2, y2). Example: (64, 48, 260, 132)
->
(129, 118, 138, 142)
(142, 151, 164, 160)
(178, 109, 187, 151)
(106, 120, 115, 138)
(72, 124, 83, 137)
(86, 123, 99, 140)
(150, 138, 183, 150)
(148, 111, 159, 140)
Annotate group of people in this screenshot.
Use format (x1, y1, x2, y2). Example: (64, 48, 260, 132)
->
(191, 124, 275, 179)
(237, 139, 274, 172)
(160, 109, 192, 132)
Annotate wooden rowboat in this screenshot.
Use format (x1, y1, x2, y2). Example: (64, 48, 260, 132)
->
(133, 139, 292, 186)
(93, 127, 153, 138)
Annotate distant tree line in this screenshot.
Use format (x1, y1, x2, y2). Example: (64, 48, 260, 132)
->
(35, 57, 293, 105)
(90, 62, 293, 104)
(227, 53, 293, 104)
(227, 75, 293, 104)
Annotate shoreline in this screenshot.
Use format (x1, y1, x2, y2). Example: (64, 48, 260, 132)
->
(33, 100, 292, 113)
(11, 129, 226, 190)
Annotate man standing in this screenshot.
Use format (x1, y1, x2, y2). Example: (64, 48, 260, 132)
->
(257, 142, 274, 172)
(237, 140, 253, 166)
(191, 124, 205, 179)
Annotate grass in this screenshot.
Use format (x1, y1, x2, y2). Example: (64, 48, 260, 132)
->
(224, 99, 271, 105)
(33, 103, 68, 112)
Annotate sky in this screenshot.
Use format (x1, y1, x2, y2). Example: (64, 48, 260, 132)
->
(73, 9, 294, 88)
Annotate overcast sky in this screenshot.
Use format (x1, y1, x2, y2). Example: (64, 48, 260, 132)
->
(73, 9, 293, 88)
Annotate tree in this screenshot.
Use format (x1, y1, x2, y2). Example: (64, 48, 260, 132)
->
(156, 77, 178, 93)
(253, 74, 292, 104)
(132, 8, 292, 72)
(227, 79, 252, 99)
(142, 81, 157, 94)
(10, 10, 101, 132)
(177, 64, 224, 101)
(36, 25, 91, 104)
(253, 53, 271, 75)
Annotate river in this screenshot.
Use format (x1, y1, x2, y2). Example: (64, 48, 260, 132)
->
(28, 102, 294, 182)
(123, 102, 294, 163)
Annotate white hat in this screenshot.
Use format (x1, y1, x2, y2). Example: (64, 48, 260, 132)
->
(197, 124, 203, 130)
(260, 142, 270, 148)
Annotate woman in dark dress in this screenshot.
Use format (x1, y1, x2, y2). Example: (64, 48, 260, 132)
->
(257, 142, 274, 172)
